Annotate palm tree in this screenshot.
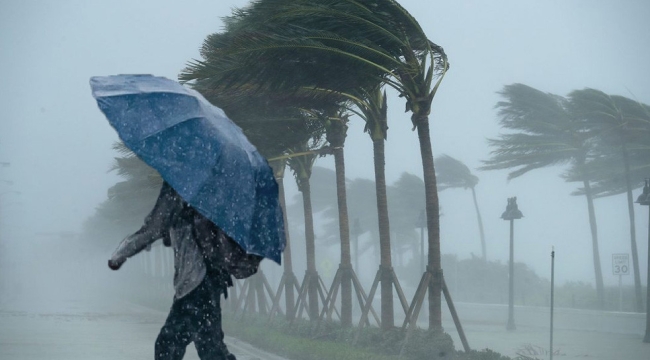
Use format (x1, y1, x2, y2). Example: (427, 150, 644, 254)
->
(319, 107, 355, 326)
(436, 154, 486, 261)
(189, 86, 329, 320)
(388, 172, 426, 253)
(567, 89, 650, 312)
(287, 139, 326, 321)
(268, 158, 300, 320)
(481, 83, 606, 309)
(328, 177, 381, 261)
(288, 166, 338, 218)
(183, 6, 385, 323)
(85, 144, 171, 287)
(325, 85, 415, 330)
(252, 0, 451, 331)
(181, 0, 449, 330)
(105, 144, 163, 237)
(318, 173, 427, 267)
(350, 86, 398, 329)
(83, 144, 162, 252)
(301, 85, 404, 329)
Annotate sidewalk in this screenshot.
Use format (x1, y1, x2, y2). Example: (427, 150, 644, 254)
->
(0, 292, 288, 360)
(436, 304, 650, 359)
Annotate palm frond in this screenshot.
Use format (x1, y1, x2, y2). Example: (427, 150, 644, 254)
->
(435, 154, 478, 190)
(481, 84, 590, 180)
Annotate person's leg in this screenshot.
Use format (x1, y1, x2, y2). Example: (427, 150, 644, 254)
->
(155, 297, 193, 360)
(192, 281, 235, 360)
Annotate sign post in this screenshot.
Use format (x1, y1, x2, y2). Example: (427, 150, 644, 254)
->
(550, 247, 555, 360)
(612, 254, 630, 311)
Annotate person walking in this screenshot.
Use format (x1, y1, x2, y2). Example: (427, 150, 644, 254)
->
(108, 181, 236, 360)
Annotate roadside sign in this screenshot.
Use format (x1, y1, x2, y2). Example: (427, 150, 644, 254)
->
(612, 253, 630, 275)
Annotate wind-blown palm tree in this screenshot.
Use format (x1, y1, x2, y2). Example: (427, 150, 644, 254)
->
(183, 6, 382, 324)
(388, 172, 426, 241)
(287, 139, 326, 321)
(350, 86, 397, 328)
(102, 143, 162, 232)
(187, 86, 328, 320)
(320, 107, 355, 326)
(436, 154, 486, 261)
(318, 172, 427, 265)
(481, 83, 606, 308)
(301, 84, 404, 329)
(388, 172, 426, 274)
(269, 158, 300, 320)
(181, 0, 449, 330)
(84, 143, 170, 285)
(567, 89, 650, 312)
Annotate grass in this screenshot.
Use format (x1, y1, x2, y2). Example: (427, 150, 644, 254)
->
(224, 315, 401, 360)
(223, 312, 514, 360)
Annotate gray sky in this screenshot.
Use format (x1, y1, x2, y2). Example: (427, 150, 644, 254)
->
(1, 0, 649, 286)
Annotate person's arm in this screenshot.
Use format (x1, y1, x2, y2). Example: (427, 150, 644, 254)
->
(108, 182, 177, 270)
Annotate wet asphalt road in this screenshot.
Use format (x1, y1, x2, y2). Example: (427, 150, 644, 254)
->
(0, 293, 287, 360)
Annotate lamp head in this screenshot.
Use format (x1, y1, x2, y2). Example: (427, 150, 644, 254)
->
(501, 196, 523, 220)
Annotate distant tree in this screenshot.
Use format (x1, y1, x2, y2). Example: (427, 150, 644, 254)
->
(316, 172, 426, 266)
(81, 143, 160, 250)
(435, 154, 486, 261)
(567, 89, 650, 313)
(288, 166, 337, 219)
(481, 83, 606, 309)
(388, 172, 426, 257)
(317, 177, 380, 260)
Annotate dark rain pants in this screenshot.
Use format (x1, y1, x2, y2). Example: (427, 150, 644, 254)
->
(155, 278, 235, 360)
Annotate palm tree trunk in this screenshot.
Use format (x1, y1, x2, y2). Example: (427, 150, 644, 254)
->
(622, 145, 643, 312)
(300, 177, 319, 320)
(583, 178, 605, 309)
(414, 114, 442, 331)
(471, 186, 487, 261)
(373, 138, 394, 329)
(278, 176, 296, 320)
(333, 146, 353, 326)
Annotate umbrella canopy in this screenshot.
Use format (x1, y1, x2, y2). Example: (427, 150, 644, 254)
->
(90, 74, 285, 264)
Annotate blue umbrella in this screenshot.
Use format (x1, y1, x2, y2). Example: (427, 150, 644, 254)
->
(90, 74, 285, 264)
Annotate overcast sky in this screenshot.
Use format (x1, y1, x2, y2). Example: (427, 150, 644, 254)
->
(1, 0, 649, 286)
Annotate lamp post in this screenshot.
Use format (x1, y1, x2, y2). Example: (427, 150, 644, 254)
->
(416, 209, 426, 274)
(635, 179, 650, 343)
(502, 196, 523, 331)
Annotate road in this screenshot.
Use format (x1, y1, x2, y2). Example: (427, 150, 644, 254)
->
(0, 292, 287, 360)
(437, 302, 649, 359)
(2, 292, 649, 360)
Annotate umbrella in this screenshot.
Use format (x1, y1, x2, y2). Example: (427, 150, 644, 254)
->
(90, 74, 285, 264)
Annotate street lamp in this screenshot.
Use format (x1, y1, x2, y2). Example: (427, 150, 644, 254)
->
(502, 196, 523, 331)
(635, 179, 650, 343)
(415, 209, 426, 274)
